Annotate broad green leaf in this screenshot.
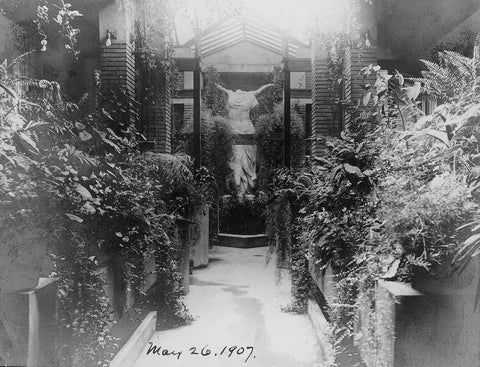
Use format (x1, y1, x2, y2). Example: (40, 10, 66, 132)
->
(408, 129, 450, 147)
(313, 156, 334, 167)
(102, 108, 114, 121)
(79, 131, 92, 141)
(362, 91, 372, 106)
(395, 69, 404, 86)
(381, 259, 400, 279)
(464, 233, 480, 246)
(12, 156, 31, 171)
(344, 163, 364, 177)
(74, 183, 93, 199)
(66, 213, 83, 223)
(0, 82, 18, 101)
(24, 120, 49, 130)
(17, 131, 39, 153)
(456, 221, 479, 230)
(75, 122, 86, 130)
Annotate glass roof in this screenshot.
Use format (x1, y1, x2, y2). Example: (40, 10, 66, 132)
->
(179, 16, 305, 58)
(173, 0, 351, 47)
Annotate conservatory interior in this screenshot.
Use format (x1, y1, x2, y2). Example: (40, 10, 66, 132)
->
(1, 0, 480, 366)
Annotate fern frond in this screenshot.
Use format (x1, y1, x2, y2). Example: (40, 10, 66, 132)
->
(150, 152, 194, 185)
(420, 54, 474, 100)
(442, 51, 474, 75)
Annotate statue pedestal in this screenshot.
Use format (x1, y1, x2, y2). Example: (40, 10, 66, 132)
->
(218, 233, 267, 248)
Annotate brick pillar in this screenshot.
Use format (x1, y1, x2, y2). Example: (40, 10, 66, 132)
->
(311, 42, 378, 153)
(184, 102, 194, 127)
(343, 46, 352, 127)
(349, 46, 377, 110)
(99, 44, 136, 125)
(146, 70, 172, 153)
(311, 40, 337, 155)
(98, 3, 136, 127)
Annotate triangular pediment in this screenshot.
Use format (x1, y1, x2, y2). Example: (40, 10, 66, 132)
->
(202, 40, 283, 67)
(182, 16, 306, 58)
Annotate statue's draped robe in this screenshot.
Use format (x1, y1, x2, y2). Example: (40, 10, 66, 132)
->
(226, 90, 258, 197)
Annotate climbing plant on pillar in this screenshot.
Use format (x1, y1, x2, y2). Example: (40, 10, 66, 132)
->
(130, 0, 179, 150)
(203, 66, 228, 117)
(138, 0, 178, 86)
(0, 3, 194, 366)
(255, 104, 305, 192)
(34, 0, 84, 57)
(199, 67, 233, 193)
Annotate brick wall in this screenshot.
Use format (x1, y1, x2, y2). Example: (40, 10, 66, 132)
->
(145, 70, 172, 153)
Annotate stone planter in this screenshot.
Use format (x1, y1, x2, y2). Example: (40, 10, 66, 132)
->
(359, 277, 480, 367)
(411, 254, 479, 295)
(218, 233, 267, 248)
(308, 253, 343, 306)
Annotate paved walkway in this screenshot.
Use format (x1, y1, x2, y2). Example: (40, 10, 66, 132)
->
(134, 246, 327, 367)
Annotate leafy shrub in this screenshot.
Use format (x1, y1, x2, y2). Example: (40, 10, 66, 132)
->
(202, 66, 228, 117)
(182, 108, 233, 193)
(296, 134, 378, 270)
(379, 173, 476, 270)
(417, 50, 477, 102)
(0, 62, 199, 366)
(255, 104, 305, 191)
(218, 194, 267, 234)
(268, 41, 480, 364)
(181, 108, 234, 244)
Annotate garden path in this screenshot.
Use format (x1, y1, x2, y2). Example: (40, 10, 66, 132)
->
(134, 246, 328, 367)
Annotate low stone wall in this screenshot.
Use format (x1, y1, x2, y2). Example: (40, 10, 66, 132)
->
(307, 298, 334, 366)
(357, 259, 480, 367)
(0, 278, 58, 366)
(308, 253, 480, 367)
(110, 311, 157, 367)
(308, 261, 338, 306)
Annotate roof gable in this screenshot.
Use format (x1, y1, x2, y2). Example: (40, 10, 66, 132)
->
(183, 16, 307, 58)
(202, 40, 283, 67)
